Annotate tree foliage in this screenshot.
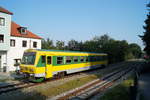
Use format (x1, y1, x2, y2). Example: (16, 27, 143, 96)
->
(128, 43, 142, 58)
(42, 34, 141, 64)
(41, 38, 54, 49)
(67, 39, 80, 50)
(140, 3, 150, 55)
(56, 40, 65, 50)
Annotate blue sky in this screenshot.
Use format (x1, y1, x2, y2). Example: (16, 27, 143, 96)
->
(0, 0, 149, 49)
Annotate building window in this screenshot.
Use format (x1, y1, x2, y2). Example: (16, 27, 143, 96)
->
(0, 17, 5, 26)
(20, 27, 27, 34)
(14, 59, 21, 66)
(22, 40, 27, 47)
(10, 39, 15, 47)
(0, 35, 4, 43)
(33, 42, 37, 48)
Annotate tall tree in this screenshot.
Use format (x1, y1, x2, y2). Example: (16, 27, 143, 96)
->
(128, 43, 142, 58)
(67, 39, 79, 50)
(141, 3, 150, 55)
(56, 40, 65, 50)
(42, 38, 54, 49)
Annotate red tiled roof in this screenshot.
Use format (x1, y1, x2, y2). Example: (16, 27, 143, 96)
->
(11, 21, 42, 39)
(0, 7, 13, 15)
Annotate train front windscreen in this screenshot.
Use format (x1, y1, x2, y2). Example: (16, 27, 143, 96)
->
(21, 52, 36, 65)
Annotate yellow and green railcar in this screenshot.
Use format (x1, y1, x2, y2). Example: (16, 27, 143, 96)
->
(20, 49, 108, 82)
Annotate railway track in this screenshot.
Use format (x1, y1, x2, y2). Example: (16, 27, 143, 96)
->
(52, 63, 138, 100)
(86, 68, 133, 100)
(0, 66, 107, 95)
(0, 61, 139, 96)
(0, 81, 34, 95)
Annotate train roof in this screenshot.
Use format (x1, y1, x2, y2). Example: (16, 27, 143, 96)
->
(32, 49, 107, 55)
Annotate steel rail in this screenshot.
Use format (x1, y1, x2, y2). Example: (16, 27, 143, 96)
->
(56, 66, 135, 100)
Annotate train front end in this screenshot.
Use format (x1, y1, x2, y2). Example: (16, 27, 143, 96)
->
(20, 50, 36, 76)
(20, 50, 44, 82)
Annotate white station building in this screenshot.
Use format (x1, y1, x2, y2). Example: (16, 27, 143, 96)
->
(0, 7, 42, 72)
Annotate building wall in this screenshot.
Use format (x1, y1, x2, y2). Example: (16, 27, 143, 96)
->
(0, 10, 42, 72)
(0, 12, 11, 50)
(0, 51, 7, 72)
(7, 36, 41, 72)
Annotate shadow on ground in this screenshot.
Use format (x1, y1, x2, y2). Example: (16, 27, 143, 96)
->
(0, 85, 47, 100)
(0, 73, 47, 100)
(0, 60, 146, 100)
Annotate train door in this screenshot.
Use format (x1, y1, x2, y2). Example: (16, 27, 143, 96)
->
(45, 56, 52, 78)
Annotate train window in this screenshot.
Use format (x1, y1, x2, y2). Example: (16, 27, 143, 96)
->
(57, 56, 63, 64)
(89, 56, 94, 61)
(42, 56, 46, 63)
(85, 56, 88, 62)
(101, 56, 104, 60)
(66, 56, 72, 63)
(105, 56, 107, 60)
(47, 56, 51, 64)
(73, 56, 78, 62)
(80, 56, 84, 62)
(94, 56, 97, 61)
(103, 56, 107, 60)
(89, 56, 92, 61)
(96, 56, 98, 61)
(102, 56, 104, 60)
(96, 56, 99, 61)
(98, 56, 101, 61)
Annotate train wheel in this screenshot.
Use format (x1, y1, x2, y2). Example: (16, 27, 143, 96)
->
(59, 72, 66, 77)
(54, 72, 66, 78)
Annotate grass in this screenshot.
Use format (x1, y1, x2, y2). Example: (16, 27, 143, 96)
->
(22, 66, 127, 99)
(0, 78, 10, 82)
(27, 65, 125, 98)
(100, 77, 134, 100)
(0, 61, 134, 100)
(34, 74, 98, 97)
(20, 74, 99, 100)
(21, 62, 132, 99)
